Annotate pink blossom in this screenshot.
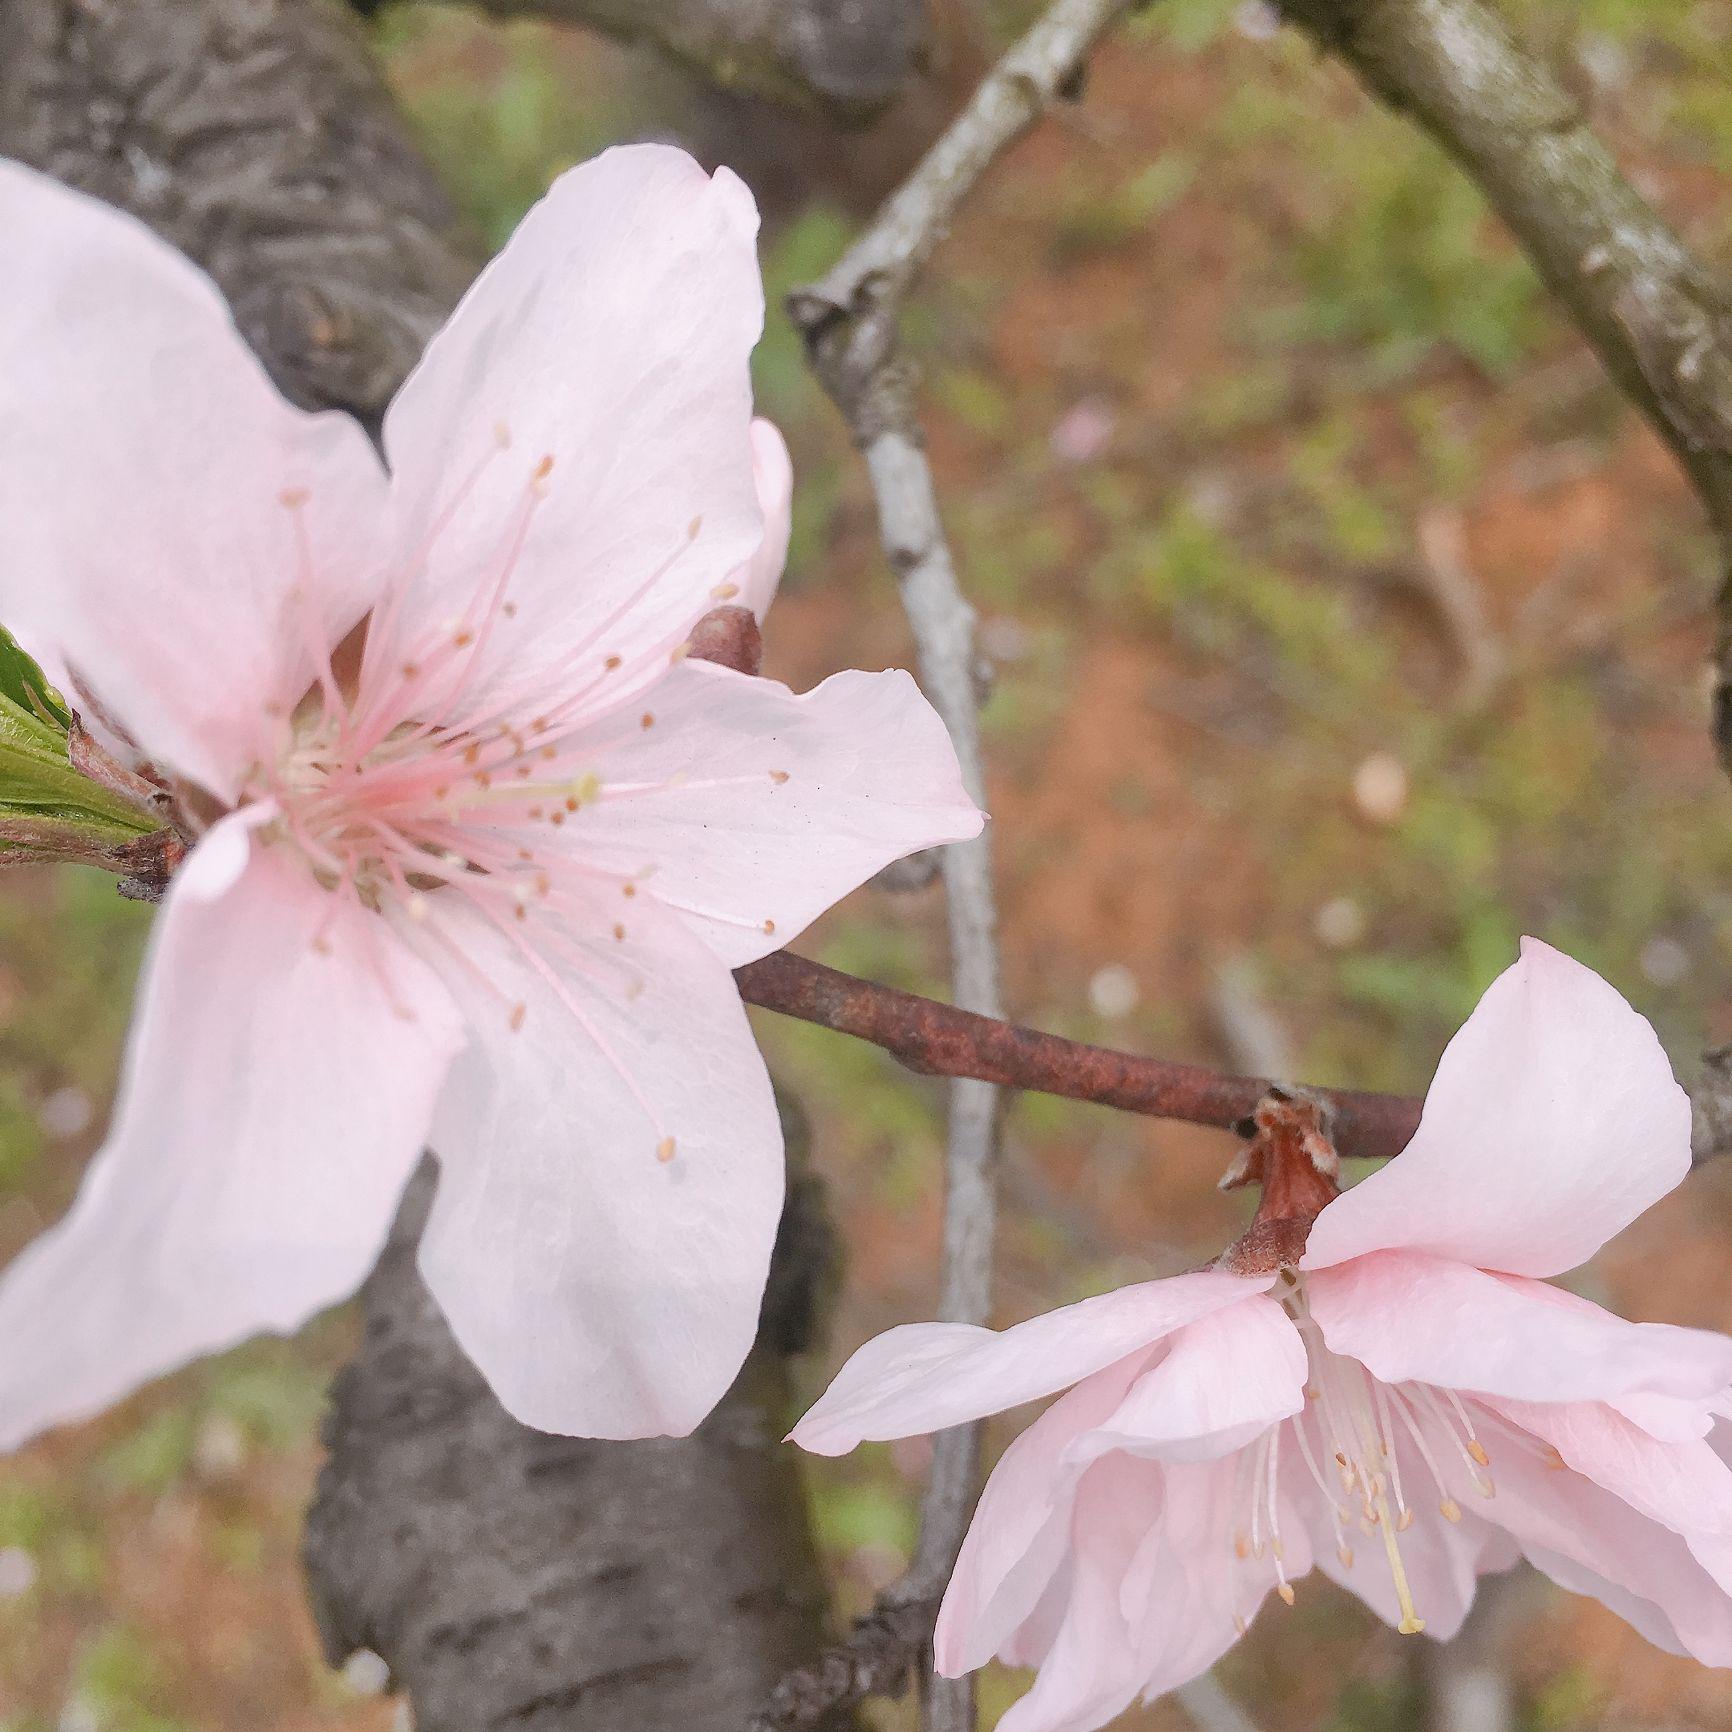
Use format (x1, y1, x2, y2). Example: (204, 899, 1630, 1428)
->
(792, 941, 1732, 1731)
(0, 148, 982, 1446)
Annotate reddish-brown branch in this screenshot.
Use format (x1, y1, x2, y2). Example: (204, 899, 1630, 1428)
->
(733, 950, 1424, 1162)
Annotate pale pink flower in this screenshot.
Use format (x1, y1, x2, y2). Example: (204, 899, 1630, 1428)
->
(0, 147, 982, 1446)
(793, 941, 1732, 1732)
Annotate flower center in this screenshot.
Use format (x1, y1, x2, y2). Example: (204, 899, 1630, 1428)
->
(1227, 1270, 1499, 1636)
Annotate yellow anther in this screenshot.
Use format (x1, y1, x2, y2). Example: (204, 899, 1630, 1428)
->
(711, 582, 740, 601)
(1439, 1499, 1462, 1523)
(509, 1003, 527, 1032)
(1277, 1583, 1296, 1607)
(656, 1136, 677, 1164)
(1337, 1544, 1354, 1570)
(1467, 1440, 1491, 1468)
(769, 769, 790, 785)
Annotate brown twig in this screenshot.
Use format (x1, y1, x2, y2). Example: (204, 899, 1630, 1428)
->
(735, 949, 1423, 1161)
(748, 1594, 940, 1732)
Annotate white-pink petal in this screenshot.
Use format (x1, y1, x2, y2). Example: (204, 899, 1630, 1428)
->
(1306, 1250, 1732, 1406)
(1489, 1397, 1732, 1547)
(547, 660, 982, 967)
(378, 145, 766, 730)
(0, 819, 463, 1449)
(1303, 939, 1691, 1279)
(1123, 1453, 1308, 1704)
(735, 418, 794, 621)
(1064, 1294, 1306, 1469)
(0, 159, 387, 800)
(937, 1352, 1154, 1677)
(407, 884, 783, 1439)
(789, 1270, 1273, 1456)
(1465, 1408, 1732, 1664)
(994, 1453, 1168, 1732)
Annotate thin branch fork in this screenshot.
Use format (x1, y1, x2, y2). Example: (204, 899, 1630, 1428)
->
(776, 7, 1172, 1728)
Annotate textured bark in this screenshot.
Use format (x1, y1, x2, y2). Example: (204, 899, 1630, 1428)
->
(419, 0, 931, 120)
(304, 1151, 844, 1732)
(0, 0, 471, 417)
(1, 4, 848, 1727)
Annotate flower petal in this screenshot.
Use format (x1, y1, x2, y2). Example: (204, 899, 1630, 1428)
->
(994, 1453, 1169, 1732)
(406, 883, 783, 1439)
(0, 160, 386, 799)
(1122, 1453, 1310, 1702)
(789, 1271, 1272, 1456)
(550, 660, 982, 966)
(937, 1352, 1154, 1677)
(0, 817, 462, 1449)
(1306, 1251, 1732, 1405)
(1462, 1404, 1732, 1664)
(1303, 940, 1692, 1278)
(1066, 1294, 1306, 1469)
(736, 419, 793, 621)
(378, 145, 765, 730)
(1487, 1397, 1732, 1545)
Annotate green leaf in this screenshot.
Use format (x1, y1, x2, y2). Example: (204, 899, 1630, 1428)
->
(0, 626, 69, 733)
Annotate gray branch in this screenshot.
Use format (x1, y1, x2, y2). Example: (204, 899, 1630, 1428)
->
(0, 3, 848, 1727)
(372, 0, 930, 121)
(783, 3, 1132, 1726)
(1273, 0, 1732, 766)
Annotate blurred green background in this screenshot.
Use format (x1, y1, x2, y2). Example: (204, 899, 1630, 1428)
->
(7, 0, 1732, 1725)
